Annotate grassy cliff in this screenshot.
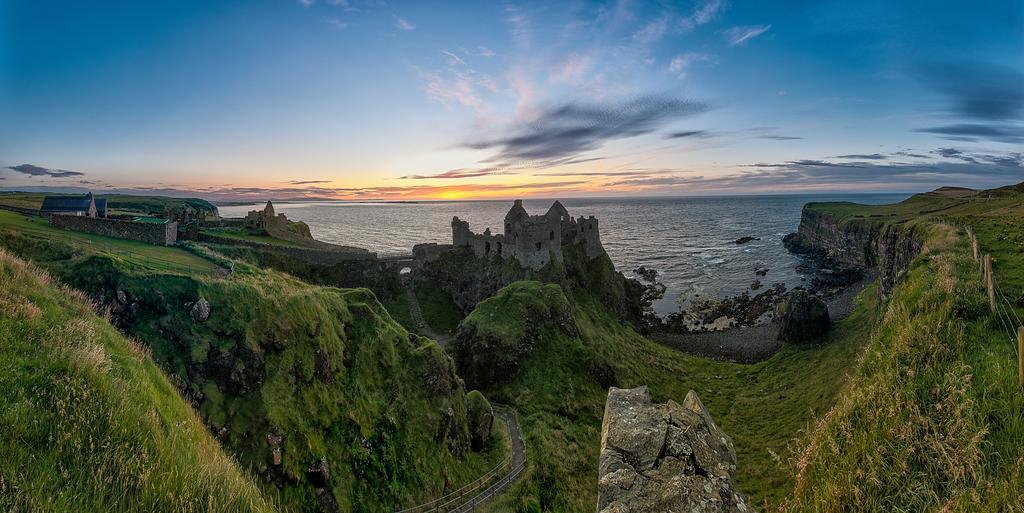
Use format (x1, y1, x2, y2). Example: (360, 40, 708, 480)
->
(776, 188, 1024, 512)
(0, 230, 507, 512)
(452, 280, 877, 511)
(0, 249, 274, 513)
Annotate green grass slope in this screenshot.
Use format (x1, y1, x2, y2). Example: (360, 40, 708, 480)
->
(0, 232, 507, 512)
(454, 281, 877, 512)
(0, 249, 274, 513)
(778, 192, 1024, 511)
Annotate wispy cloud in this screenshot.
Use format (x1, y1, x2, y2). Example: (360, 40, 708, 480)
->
(680, 0, 726, 31)
(550, 53, 593, 83)
(395, 16, 415, 30)
(665, 130, 712, 139)
(464, 96, 710, 162)
(833, 153, 887, 160)
(668, 52, 713, 77)
(723, 24, 771, 46)
(286, 179, 332, 184)
(5, 164, 84, 178)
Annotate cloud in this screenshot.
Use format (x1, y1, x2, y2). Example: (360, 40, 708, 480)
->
(464, 95, 710, 162)
(632, 17, 668, 42)
(395, 16, 415, 30)
(296, 0, 313, 6)
(894, 151, 929, 158)
(539, 169, 683, 177)
(550, 53, 593, 83)
(5, 164, 84, 178)
(755, 135, 803, 140)
(833, 153, 887, 160)
(679, 0, 726, 32)
(723, 24, 771, 46)
(668, 52, 713, 76)
(286, 180, 332, 184)
(915, 61, 1024, 143)
(665, 130, 712, 139)
(920, 62, 1024, 121)
(441, 50, 466, 67)
(914, 123, 1024, 144)
(325, 17, 348, 30)
(399, 167, 506, 180)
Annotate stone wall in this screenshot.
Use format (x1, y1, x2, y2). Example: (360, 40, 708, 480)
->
(50, 214, 178, 246)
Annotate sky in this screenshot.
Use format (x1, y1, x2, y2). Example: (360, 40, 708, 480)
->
(1, 0, 1022, 200)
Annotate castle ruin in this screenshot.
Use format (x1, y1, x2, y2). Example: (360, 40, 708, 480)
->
(450, 200, 604, 270)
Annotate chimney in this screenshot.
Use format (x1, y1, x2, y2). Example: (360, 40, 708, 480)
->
(514, 199, 523, 207)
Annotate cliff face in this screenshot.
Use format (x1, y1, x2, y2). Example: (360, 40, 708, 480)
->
(597, 386, 753, 513)
(787, 205, 924, 293)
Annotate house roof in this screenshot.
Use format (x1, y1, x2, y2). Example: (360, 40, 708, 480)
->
(40, 195, 94, 213)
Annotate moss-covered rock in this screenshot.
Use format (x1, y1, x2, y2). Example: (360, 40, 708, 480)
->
(451, 281, 578, 389)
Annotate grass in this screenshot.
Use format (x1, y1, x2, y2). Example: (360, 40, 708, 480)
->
(0, 210, 219, 276)
(0, 191, 218, 217)
(0, 249, 275, 513)
(778, 223, 1023, 512)
(465, 280, 875, 512)
(416, 286, 464, 334)
(0, 224, 510, 512)
(202, 228, 314, 248)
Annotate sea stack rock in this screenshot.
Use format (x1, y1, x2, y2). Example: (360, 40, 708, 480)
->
(597, 386, 753, 513)
(775, 289, 830, 343)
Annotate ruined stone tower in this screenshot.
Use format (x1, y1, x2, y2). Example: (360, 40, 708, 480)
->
(450, 200, 605, 270)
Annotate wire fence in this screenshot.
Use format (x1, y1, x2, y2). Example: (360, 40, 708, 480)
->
(964, 224, 1023, 386)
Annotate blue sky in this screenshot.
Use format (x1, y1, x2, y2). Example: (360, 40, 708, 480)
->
(1, 0, 1022, 199)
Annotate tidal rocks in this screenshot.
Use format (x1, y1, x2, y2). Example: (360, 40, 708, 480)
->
(775, 289, 830, 343)
(734, 236, 759, 245)
(189, 297, 210, 322)
(633, 265, 658, 283)
(597, 386, 752, 513)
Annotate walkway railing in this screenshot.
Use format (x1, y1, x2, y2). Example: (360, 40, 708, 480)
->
(396, 406, 526, 513)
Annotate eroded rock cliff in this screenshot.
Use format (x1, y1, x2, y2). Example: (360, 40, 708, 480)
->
(785, 205, 924, 294)
(597, 386, 753, 513)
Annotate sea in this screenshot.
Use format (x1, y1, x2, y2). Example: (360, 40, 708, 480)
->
(218, 194, 909, 316)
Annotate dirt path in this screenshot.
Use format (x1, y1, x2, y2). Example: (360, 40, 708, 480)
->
(651, 275, 874, 363)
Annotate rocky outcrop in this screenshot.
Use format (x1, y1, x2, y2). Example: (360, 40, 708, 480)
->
(597, 386, 753, 513)
(189, 297, 210, 322)
(785, 205, 924, 294)
(775, 289, 830, 343)
(466, 390, 494, 451)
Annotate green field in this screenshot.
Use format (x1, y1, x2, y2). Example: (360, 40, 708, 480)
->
(0, 210, 220, 276)
(0, 191, 218, 218)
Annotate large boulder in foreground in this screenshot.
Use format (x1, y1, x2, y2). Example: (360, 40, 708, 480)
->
(775, 289, 830, 343)
(598, 386, 753, 513)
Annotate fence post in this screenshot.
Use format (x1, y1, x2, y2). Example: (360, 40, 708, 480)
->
(984, 254, 996, 313)
(1019, 326, 1023, 388)
(971, 232, 979, 262)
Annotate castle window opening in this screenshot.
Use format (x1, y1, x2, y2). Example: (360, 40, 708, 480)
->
(484, 241, 491, 254)
(399, 266, 412, 276)
(497, 242, 502, 255)
(549, 230, 554, 240)
(535, 242, 542, 251)
(506, 223, 511, 233)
